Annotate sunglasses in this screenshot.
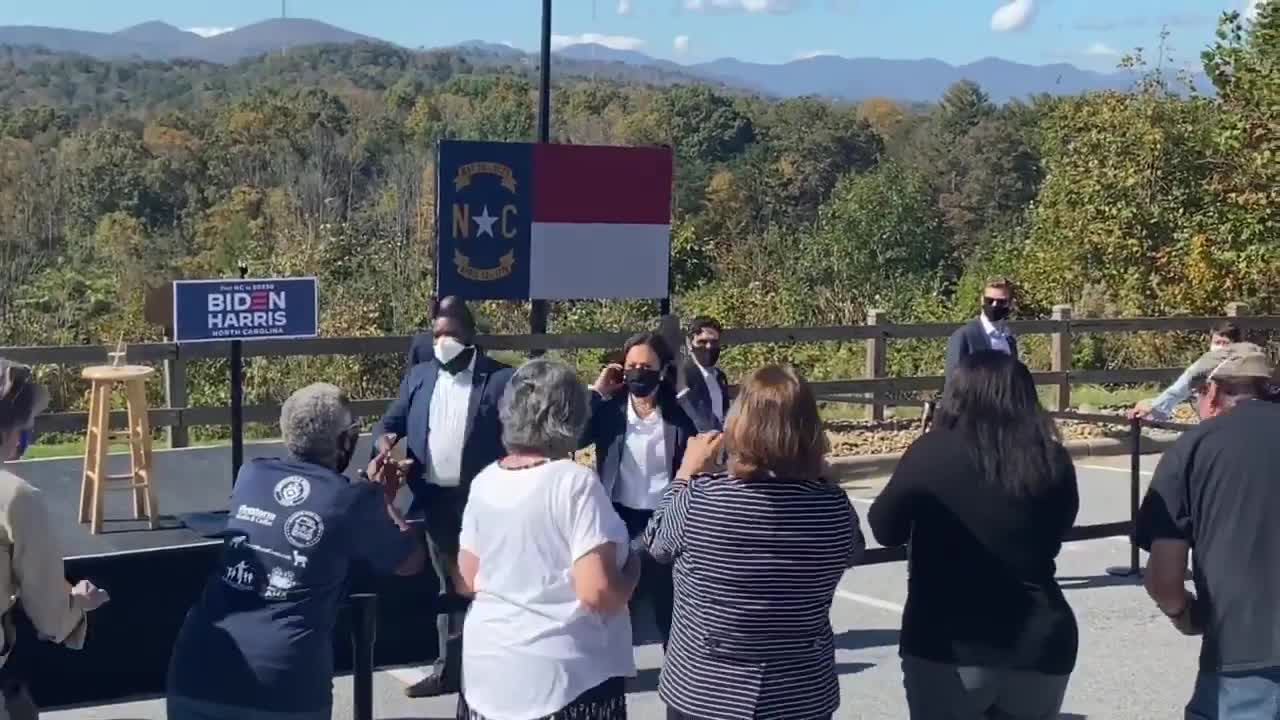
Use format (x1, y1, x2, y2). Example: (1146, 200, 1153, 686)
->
(982, 297, 1011, 306)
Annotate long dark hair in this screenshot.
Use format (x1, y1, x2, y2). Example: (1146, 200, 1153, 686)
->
(623, 331, 680, 419)
(934, 351, 1063, 496)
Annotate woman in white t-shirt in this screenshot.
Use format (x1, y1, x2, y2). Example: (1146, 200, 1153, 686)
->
(455, 359, 641, 720)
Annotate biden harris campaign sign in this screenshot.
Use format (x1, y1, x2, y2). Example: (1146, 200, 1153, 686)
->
(173, 278, 319, 343)
(437, 140, 674, 301)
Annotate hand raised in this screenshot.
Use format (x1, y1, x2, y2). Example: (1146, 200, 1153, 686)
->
(593, 363, 625, 399)
(677, 431, 724, 480)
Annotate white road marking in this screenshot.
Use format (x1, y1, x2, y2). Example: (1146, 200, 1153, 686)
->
(849, 496, 874, 505)
(384, 666, 428, 686)
(835, 588, 904, 614)
(1077, 463, 1154, 477)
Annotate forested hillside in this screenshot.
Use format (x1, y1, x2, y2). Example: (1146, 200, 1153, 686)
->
(0, 8, 1275, 428)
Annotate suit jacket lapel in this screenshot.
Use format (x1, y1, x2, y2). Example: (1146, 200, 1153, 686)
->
(464, 356, 488, 440)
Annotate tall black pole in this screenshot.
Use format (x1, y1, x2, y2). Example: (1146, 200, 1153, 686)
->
(230, 262, 248, 486)
(529, 0, 552, 357)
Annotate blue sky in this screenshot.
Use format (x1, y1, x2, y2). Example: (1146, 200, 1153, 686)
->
(0, 0, 1264, 70)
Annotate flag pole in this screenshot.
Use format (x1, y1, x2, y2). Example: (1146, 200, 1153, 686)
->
(529, 0, 552, 357)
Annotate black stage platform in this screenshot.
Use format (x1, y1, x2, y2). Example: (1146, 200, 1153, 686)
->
(10, 444, 439, 709)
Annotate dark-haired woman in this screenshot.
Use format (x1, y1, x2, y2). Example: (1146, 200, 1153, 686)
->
(870, 351, 1079, 720)
(583, 331, 703, 647)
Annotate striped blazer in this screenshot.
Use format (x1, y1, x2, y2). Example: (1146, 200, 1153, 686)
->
(643, 472, 865, 720)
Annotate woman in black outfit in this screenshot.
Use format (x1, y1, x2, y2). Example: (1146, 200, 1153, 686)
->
(869, 351, 1079, 720)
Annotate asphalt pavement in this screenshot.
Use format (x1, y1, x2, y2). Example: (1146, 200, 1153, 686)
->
(50, 453, 1202, 720)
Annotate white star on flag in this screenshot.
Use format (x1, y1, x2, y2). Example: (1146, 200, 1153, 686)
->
(473, 206, 498, 238)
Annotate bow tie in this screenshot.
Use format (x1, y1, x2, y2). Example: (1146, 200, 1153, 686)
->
(440, 348, 475, 375)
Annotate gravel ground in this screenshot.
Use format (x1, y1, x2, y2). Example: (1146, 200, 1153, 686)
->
(573, 406, 1195, 465)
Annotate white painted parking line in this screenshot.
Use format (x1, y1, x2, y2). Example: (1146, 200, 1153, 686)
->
(849, 496, 873, 505)
(835, 588, 904, 614)
(1077, 463, 1154, 477)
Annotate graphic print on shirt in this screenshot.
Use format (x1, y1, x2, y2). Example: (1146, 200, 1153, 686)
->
(235, 505, 277, 527)
(283, 510, 325, 549)
(222, 560, 256, 591)
(263, 567, 298, 599)
(273, 476, 311, 507)
(292, 550, 308, 568)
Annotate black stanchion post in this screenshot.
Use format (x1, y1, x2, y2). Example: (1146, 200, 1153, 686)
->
(1106, 417, 1143, 578)
(351, 593, 377, 720)
(1128, 416, 1142, 575)
(230, 262, 248, 486)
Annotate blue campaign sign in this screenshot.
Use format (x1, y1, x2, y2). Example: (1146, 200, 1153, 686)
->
(173, 277, 319, 343)
(436, 140, 533, 300)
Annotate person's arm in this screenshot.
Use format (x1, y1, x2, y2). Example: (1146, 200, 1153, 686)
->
(643, 478, 693, 564)
(1134, 441, 1201, 634)
(566, 472, 639, 613)
(7, 485, 89, 648)
(348, 484, 425, 577)
(844, 495, 867, 568)
(943, 328, 966, 387)
(370, 372, 415, 460)
(1146, 366, 1196, 420)
(868, 440, 925, 547)
(1056, 447, 1081, 538)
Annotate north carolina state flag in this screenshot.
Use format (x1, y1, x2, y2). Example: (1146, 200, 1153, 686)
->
(437, 140, 674, 301)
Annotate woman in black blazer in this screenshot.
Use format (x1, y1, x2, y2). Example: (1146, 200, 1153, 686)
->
(644, 365, 865, 720)
(583, 331, 702, 647)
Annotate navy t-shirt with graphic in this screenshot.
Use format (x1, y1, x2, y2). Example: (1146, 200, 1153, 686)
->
(168, 457, 416, 712)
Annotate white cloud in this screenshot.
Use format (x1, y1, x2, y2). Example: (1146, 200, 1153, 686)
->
(185, 26, 236, 38)
(1084, 41, 1120, 57)
(794, 49, 836, 60)
(673, 35, 691, 53)
(683, 0, 807, 14)
(990, 0, 1037, 32)
(550, 33, 645, 51)
(617, 0, 633, 15)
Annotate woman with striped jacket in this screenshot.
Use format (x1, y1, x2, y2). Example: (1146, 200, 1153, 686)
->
(644, 364, 865, 720)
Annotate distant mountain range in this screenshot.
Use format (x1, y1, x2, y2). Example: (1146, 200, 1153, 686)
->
(0, 18, 1208, 103)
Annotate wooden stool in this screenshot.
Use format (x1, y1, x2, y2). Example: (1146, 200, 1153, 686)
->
(79, 364, 159, 534)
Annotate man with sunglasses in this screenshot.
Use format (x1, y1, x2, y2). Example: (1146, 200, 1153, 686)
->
(1135, 343, 1280, 719)
(943, 278, 1019, 389)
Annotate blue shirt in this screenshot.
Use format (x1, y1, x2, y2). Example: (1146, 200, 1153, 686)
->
(168, 458, 415, 712)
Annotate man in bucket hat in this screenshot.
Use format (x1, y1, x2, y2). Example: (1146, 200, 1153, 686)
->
(1135, 342, 1280, 719)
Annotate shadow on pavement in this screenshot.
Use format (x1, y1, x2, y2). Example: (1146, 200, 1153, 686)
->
(835, 628, 900, 650)
(1058, 574, 1142, 590)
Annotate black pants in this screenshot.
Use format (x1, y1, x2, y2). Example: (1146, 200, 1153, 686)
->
(418, 484, 470, 680)
(613, 504, 674, 647)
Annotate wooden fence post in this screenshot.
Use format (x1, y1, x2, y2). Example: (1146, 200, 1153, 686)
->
(164, 344, 189, 449)
(1051, 305, 1073, 412)
(865, 310, 886, 421)
(1226, 301, 1248, 319)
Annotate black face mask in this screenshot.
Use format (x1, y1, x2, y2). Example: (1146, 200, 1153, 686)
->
(624, 368, 662, 398)
(982, 303, 1011, 323)
(691, 345, 721, 368)
(335, 431, 358, 475)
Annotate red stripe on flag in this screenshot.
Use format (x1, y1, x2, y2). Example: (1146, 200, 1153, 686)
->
(532, 144, 673, 224)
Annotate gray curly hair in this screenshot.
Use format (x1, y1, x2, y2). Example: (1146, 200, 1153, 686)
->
(280, 383, 353, 466)
(500, 359, 591, 457)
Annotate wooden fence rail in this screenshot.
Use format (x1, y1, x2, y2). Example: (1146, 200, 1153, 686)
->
(9, 302, 1276, 440)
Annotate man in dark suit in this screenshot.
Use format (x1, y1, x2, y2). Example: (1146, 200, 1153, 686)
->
(372, 296, 513, 698)
(943, 277, 1019, 388)
(676, 316, 729, 432)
